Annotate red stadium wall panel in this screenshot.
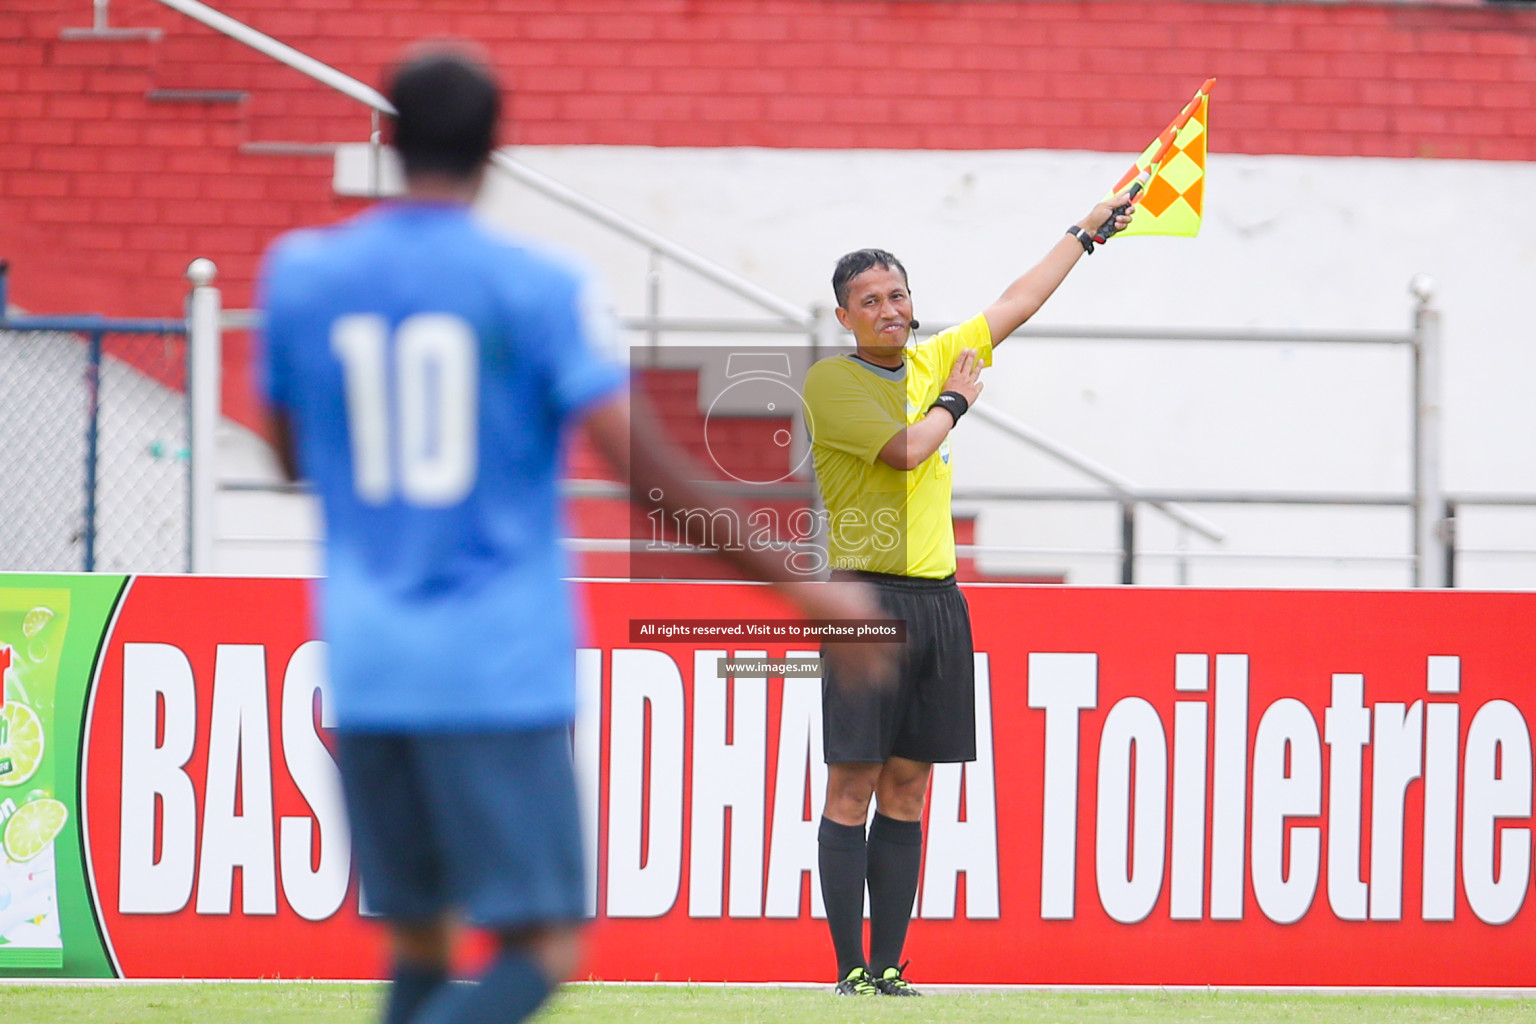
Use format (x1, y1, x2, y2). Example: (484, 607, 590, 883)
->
(5, 572, 1536, 984)
(4, 1, 1536, 435)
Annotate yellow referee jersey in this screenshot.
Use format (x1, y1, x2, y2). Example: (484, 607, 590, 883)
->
(801, 314, 993, 579)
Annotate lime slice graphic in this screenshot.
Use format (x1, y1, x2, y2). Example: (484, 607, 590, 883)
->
(20, 607, 53, 638)
(0, 703, 44, 788)
(3, 798, 67, 863)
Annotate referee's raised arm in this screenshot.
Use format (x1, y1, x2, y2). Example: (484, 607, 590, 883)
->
(982, 191, 1135, 344)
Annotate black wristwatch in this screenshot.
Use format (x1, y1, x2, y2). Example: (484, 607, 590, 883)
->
(1067, 225, 1095, 254)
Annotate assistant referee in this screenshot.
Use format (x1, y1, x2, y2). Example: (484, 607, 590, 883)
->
(800, 193, 1134, 996)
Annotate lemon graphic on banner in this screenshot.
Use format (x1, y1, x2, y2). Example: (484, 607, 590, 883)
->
(3, 798, 67, 863)
(0, 703, 45, 788)
(20, 607, 52, 638)
(1105, 79, 1213, 239)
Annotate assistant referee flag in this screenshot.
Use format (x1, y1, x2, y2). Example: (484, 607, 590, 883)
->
(1106, 78, 1215, 239)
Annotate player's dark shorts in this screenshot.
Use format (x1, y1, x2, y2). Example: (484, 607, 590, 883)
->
(822, 570, 976, 765)
(336, 725, 586, 929)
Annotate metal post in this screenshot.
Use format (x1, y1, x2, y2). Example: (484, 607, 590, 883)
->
(84, 331, 103, 572)
(368, 108, 382, 197)
(187, 258, 222, 573)
(811, 302, 839, 364)
(1175, 523, 1190, 586)
(1410, 274, 1445, 587)
(0, 259, 9, 315)
(1442, 498, 1457, 589)
(645, 249, 661, 363)
(1119, 501, 1136, 585)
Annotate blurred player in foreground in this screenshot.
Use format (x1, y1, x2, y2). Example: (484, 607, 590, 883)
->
(257, 44, 883, 1024)
(802, 198, 1133, 996)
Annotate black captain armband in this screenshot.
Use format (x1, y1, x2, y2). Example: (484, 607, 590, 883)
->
(929, 391, 969, 427)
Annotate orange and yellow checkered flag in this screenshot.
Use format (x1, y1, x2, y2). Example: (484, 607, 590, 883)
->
(1106, 78, 1214, 239)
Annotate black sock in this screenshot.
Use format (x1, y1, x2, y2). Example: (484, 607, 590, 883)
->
(867, 812, 923, 975)
(415, 947, 551, 1024)
(817, 816, 868, 978)
(385, 961, 449, 1024)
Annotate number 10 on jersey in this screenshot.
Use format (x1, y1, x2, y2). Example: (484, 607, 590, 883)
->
(331, 313, 479, 507)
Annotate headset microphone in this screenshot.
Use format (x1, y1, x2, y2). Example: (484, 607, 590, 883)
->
(908, 320, 921, 331)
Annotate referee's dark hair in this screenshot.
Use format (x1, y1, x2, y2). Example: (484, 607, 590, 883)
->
(832, 249, 909, 309)
(386, 46, 501, 180)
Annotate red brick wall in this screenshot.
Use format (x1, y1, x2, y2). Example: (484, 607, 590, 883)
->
(4, 0, 1535, 427)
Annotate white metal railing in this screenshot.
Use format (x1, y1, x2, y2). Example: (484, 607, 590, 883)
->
(154, 0, 809, 327)
(490, 155, 812, 327)
(218, 303, 1226, 545)
(967, 404, 1222, 543)
(203, 289, 1460, 584)
(153, 0, 390, 110)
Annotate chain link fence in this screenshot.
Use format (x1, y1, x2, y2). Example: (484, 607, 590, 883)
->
(0, 325, 189, 573)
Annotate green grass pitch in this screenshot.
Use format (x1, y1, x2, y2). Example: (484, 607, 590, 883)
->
(1, 983, 1533, 1024)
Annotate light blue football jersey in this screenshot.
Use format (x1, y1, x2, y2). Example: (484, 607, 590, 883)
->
(259, 202, 626, 730)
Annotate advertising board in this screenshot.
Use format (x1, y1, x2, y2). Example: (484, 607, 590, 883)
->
(3, 574, 1534, 985)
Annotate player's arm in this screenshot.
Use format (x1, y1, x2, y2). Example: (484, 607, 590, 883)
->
(582, 388, 888, 628)
(875, 349, 984, 471)
(983, 194, 1134, 345)
(267, 409, 300, 482)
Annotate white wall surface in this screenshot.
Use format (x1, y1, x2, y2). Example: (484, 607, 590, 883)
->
(303, 145, 1536, 587)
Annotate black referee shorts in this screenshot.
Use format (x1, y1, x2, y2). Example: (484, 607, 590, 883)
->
(822, 570, 976, 765)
